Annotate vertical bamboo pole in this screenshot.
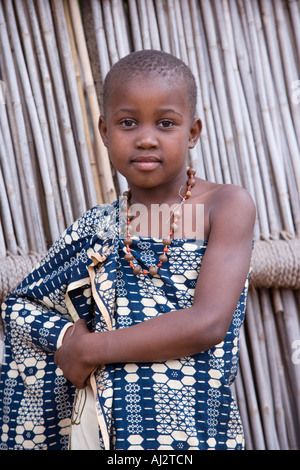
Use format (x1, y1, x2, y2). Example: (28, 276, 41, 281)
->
(0, 167, 18, 255)
(154, 1, 171, 52)
(111, 0, 131, 57)
(200, 0, 241, 186)
(261, 0, 300, 196)
(229, 0, 280, 238)
(5, 0, 60, 243)
(245, 291, 280, 449)
(189, 0, 224, 184)
(136, 0, 152, 49)
(102, 0, 120, 64)
(274, 0, 300, 144)
(64, 0, 103, 205)
(260, 290, 289, 449)
(0, 2, 46, 253)
(0, 127, 28, 253)
(127, 0, 143, 51)
(15, 0, 66, 235)
(243, 0, 294, 235)
(0, 52, 37, 251)
(178, 1, 207, 180)
(238, 324, 266, 449)
(0, 220, 6, 257)
(37, 0, 87, 218)
(68, 0, 116, 203)
(26, 0, 74, 229)
(91, 0, 111, 78)
(51, 0, 98, 209)
(287, 0, 300, 62)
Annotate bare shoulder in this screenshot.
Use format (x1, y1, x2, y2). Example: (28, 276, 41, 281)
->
(192, 179, 255, 240)
(206, 182, 256, 239)
(195, 179, 255, 215)
(213, 183, 255, 212)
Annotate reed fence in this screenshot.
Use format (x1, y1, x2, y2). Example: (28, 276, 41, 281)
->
(0, 0, 299, 449)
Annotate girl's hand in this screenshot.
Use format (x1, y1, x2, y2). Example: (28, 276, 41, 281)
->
(54, 319, 96, 389)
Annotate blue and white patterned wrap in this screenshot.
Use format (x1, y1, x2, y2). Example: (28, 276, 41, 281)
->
(0, 202, 249, 450)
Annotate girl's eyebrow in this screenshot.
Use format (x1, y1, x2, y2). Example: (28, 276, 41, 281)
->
(112, 107, 183, 118)
(157, 108, 183, 118)
(112, 108, 136, 116)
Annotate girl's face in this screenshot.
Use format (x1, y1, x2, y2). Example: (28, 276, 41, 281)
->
(99, 74, 201, 192)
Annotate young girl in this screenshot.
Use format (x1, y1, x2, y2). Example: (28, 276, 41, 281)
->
(0, 50, 255, 450)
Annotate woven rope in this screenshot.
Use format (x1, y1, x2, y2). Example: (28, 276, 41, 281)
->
(250, 237, 300, 289)
(0, 251, 43, 306)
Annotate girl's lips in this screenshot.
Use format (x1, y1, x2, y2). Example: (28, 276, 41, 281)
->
(131, 156, 162, 171)
(131, 161, 161, 170)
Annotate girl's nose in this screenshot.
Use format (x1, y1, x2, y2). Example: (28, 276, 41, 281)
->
(135, 127, 158, 149)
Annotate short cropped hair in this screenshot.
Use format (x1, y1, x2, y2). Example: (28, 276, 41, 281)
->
(102, 50, 197, 118)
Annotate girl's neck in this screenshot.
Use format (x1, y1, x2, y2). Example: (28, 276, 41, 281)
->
(129, 186, 184, 208)
(128, 169, 189, 208)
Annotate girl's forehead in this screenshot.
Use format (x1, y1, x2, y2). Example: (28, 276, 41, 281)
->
(119, 72, 180, 90)
(108, 73, 188, 108)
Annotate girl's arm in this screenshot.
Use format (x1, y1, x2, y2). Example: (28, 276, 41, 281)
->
(1, 206, 104, 357)
(55, 186, 256, 389)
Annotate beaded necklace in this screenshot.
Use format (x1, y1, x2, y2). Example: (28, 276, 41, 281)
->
(123, 167, 196, 276)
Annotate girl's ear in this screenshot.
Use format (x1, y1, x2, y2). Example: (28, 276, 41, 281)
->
(188, 118, 202, 149)
(98, 115, 109, 147)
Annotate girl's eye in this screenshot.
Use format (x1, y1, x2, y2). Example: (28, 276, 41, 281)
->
(120, 119, 136, 128)
(158, 120, 174, 128)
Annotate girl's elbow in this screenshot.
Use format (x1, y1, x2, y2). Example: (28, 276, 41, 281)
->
(191, 313, 231, 352)
(198, 328, 226, 352)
